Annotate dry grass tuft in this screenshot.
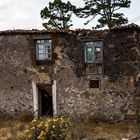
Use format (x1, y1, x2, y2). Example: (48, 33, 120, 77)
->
(0, 115, 139, 140)
(72, 119, 140, 140)
(18, 110, 33, 122)
(0, 112, 32, 140)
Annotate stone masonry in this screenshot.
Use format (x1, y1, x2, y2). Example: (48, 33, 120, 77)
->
(0, 24, 139, 122)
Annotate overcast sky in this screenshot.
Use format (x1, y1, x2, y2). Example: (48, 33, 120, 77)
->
(0, 0, 140, 30)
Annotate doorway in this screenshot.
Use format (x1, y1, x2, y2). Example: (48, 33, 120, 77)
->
(38, 85, 53, 117)
(32, 81, 57, 118)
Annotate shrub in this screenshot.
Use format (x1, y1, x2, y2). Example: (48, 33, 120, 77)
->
(16, 117, 71, 140)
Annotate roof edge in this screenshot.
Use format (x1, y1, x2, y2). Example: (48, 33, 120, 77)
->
(0, 24, 139, 35)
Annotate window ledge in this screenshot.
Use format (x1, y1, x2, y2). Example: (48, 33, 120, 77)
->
(36, 60, 54, 65)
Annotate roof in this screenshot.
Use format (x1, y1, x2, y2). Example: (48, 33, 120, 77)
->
(0, 24, 139, 35)
(111, 23, 140, 31)
(0, 28, 108, 38)
(74, 29, 108, 40)
(0, 29, 73, 35)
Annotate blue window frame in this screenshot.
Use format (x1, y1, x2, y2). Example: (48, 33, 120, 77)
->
(36, 40, 52, 61)
(84, 41, 102, 63)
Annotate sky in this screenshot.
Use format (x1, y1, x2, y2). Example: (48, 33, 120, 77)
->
(0, 0, 140, 30)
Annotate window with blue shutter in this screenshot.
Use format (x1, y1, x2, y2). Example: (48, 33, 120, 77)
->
(84, 41, 103, 63)
(36, 40, 52, 61)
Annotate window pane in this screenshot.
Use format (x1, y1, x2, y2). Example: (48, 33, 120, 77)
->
(47, 50, 51, 53)
(47, 45, 51, 49)
(36, 40, 41, 43)
(38, 54, 45, 60)
(47, 40, 52, 43)
(40, 40, 45, 43)
(38, 44, 44, 50)
(48, 54, 51, 58)
(38, 50, 44, 53)
(36, 39, 52, 61)
(96, 47, 101, 52)
(85, 41, 103, 63)
(85, 42, 93, 47)
(87, 53, 93, 62)
(87, 47, 92, 52)
(93, 42, 102, 46)
(86, 46, 94, 61)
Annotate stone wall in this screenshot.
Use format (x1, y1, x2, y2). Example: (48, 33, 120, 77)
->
(103, 28, 140, 121)
(0, 35, 33, 115)
(54, 28, 140, 122)
(0, 27, 139, 122)
(0, 34, 52, 116)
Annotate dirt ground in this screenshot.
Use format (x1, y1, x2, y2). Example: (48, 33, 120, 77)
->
(72, 120, 140, 140)
(0, 117, 140, 140)
(0, 119, 25, 140)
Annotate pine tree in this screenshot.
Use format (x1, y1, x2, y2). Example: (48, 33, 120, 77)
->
(74, 0, 131, 29)
(40, 0, 75, 29)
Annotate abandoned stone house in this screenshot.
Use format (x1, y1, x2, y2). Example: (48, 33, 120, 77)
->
(0, 24, 140, 121)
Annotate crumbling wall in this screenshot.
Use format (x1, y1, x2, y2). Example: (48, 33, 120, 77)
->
(0, 35, 52, 116)
(54, 29, 140, 122)
(104, 29, 139, 81)
(103, 29, 140, 121)
(0, 35, 33, 115)
(0, 28, 139, 122)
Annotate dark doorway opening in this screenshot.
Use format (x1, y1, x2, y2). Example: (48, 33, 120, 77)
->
(38, 85, 53, 117)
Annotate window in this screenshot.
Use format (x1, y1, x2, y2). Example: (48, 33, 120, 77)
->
(89, 80, 100, 88)
(36, 40, 52, 61)
(84, 42, 102, 63)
